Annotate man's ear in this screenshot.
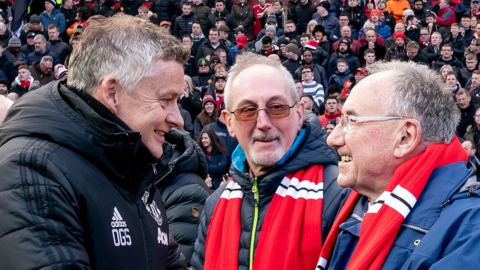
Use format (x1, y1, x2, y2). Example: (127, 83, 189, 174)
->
(393, 120, 422, 158)
(221, 109, 235, 137)
(296, 101, 305, 128)
(94, 76, 120, 114)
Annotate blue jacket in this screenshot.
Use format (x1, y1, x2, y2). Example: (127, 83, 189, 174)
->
(358, 21, 392, 41)
(39, 9, 66, 35)
(326, 161, 480, 270)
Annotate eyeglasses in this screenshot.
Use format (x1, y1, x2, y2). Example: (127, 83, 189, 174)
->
(302, 70, 312, 74)
(199, 64, 208, 67)
(230, 103, 297, 121)
(336, 115, 406, 133)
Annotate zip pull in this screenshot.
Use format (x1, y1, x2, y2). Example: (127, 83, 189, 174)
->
(252, 178, 259, 204)
(147, 163, 158, 204)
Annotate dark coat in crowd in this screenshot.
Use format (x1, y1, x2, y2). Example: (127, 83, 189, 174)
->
(174, 12, 198, 39)
(119, 0, 142, 16)
(150, 0, 182, 23)
(157, 129, 212, 266)
(295, 0, 317, 35)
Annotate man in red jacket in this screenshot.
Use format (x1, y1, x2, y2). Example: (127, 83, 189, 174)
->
(437, 0, 456, 27)
(319, 96, 342, 127)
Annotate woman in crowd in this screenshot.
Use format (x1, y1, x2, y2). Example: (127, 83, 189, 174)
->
(439, 64, 453, 82)
(261, 0, 292, 31)
(193, 95, 217, 140)
(198, 129, 229, 190)
(66, 7, 90, 37)
(306, 20, 318, 38)
(137, 5, 158, 24)
(179, 75, 203, 128)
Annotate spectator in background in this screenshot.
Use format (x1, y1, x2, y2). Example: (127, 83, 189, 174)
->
(459, 53, 478, 87)
(98, 0, 115, 17)
(0, 78, 10, 97)
(174, 2, 197, 39)
(436, 0, 455, 27)
(20, 15, 47, 46)
(295, 0, 316, 35)
(0, 43, 16, 85)
(27, 34, 58, 66)
(198, 129, 229, 190)
(457, 88, 479, 138)
(318, 96, 342, 127)
(231, 0, 253, 39)
(194, 94, 218, 140)
(29, 55, 55, 86)
(369, 9, 391, 40)
(4, 37, 26, 68)
(150, 0, 181, 24)
(40, 0, 67, 36)
(119, 0, 142, 16)
(66, 6, 90, 37)
(301, 64, 325, 107)
(47, 24, 72, 65)
(191, 0, 211, 36)
(345, 0, 367, 33)
(180, 75, 203, 128)
(329, 58, 353, 87)
(60, 0, 77, 34)
(207, 0, 237, 33)
(433, 43, 464, 74)
(385, 0, 411, 23)
(253, 0, 271, 37)
(313, 1, 339, 37)
(7, 65, 33, 101)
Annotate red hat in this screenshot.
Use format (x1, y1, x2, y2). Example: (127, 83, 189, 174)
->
(305, 40, 319, 50)
(202, 95, 216, 108)
(237, 34, 248, 47)
(393, 32, 406, 41)
(370, 9, 382, 17)
(354, 67, 366, 75)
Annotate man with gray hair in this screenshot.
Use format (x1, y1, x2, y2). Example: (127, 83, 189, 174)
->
(26, 34, 58, 65)
(316, 60, 480, 269)
(191, 53, 347, 269)
(0, 16, 188, 269)
(29, 55, 55, 86)
(0, 22, 10, 49)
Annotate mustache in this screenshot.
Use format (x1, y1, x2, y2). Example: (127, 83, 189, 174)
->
(252, 132, 280, 142)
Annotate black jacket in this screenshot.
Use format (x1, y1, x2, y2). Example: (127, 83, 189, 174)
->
(158, 129, 212, 266)
(178, 88, 203, 126)
(444, 34, 465, 59)
(191, 123, 349, 270)
(207, 11, 238, 33)
(421, 44, 441, 63)
(0, 53, 16, 84)
(60, 6, 77, 29)
(433, 55, 464, 74)
(0, 81, 186, 270)
(174, 13, 198, 39)
(47, 39, 72, 65)
(151, 0, 182, 23)
(119, 0, 142, 16)
(346, 6, 367, 32)
(458, 101, 480, 138)
(295, 0, 317, 35)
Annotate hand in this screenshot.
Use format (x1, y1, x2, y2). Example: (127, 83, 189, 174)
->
(183, 88, 189, 97)
(258, 12, 263, 18)
(368, 41, 375, 49)
(211, 7, 216, 13)
(205, 175, 212, 188)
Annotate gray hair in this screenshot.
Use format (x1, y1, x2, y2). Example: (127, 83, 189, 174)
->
(34, 34, 46, 43)
(67, 16, 189, 94)
(224, 53, 298, 111)
(366, 60, 459, 144)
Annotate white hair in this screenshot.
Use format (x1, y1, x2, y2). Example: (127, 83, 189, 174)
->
(367, 60, 459, 144)
(67, 16, 189, 95)
(224, 53, 298, 111)
(0, 95, 13, 124)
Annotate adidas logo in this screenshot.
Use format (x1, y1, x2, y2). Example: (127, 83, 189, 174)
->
(111, 207, 127, 228)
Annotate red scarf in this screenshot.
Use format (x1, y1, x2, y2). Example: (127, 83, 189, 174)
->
(205, 165, 325, 270)
(317, 136, 467, 270)
(20, 80, 31, 89)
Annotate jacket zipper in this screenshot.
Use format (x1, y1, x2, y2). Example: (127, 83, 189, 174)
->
(249, 177, 260, 270)
(401, 224, 429, 234)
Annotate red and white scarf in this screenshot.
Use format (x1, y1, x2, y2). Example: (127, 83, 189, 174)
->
(317, 136, 468, 270)
(204, 165, 325, 270)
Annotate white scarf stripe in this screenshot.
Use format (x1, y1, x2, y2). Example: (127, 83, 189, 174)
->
(392, 185, 417, 209)
(316, 257, 328, 269)
(367, 191, 391, 214)
(220, 182, 244, 199)
(385, 185, 416, 218)
(276, 176, 324, 200)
